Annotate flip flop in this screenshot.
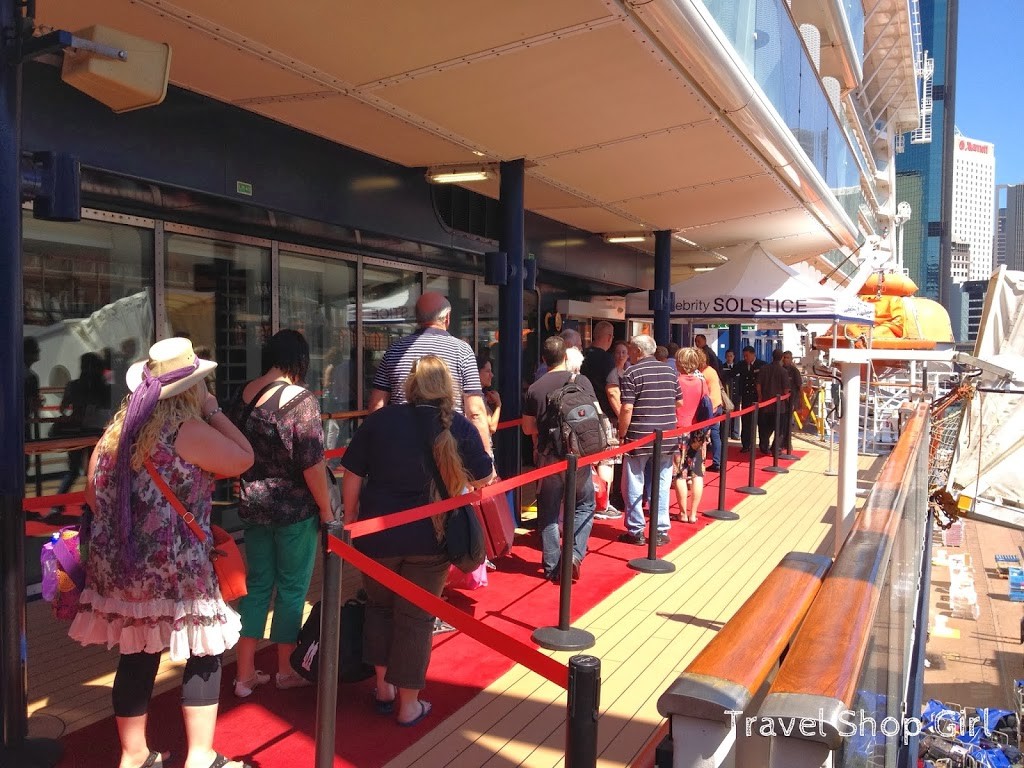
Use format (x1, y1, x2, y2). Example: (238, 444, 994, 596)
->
(397, 700, 432, 727)
(137, 751, 168, 768)
(207, 753, 252, 768)
(374, 687, 395, 714)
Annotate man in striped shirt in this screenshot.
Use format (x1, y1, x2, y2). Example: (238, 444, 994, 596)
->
(617, 334, 682, 546)
(368, 292, 491, 453)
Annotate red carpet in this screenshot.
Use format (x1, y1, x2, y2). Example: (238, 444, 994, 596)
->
(56, 446, 798, 767)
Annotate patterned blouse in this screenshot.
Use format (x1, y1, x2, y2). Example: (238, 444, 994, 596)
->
(230, 384, 325, 527)
(68, 422, 240, 661)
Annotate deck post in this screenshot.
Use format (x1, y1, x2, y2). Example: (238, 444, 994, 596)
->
(566, 654, 600, 768)
(836, 361, 860, 556)
(314, 521, 345, 768)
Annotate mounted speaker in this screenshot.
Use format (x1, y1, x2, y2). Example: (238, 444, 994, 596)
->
(61, 26, 171, 113)
(27, 152, 81, 222)
(484, 251, 508, 286)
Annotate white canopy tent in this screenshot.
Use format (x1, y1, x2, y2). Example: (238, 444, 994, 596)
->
(625, 243, 874, 324)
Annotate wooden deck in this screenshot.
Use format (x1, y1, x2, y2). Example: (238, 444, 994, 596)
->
(24, 440, 885, 765)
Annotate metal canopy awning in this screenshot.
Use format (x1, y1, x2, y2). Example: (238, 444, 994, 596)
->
(37, 0, 873, 273)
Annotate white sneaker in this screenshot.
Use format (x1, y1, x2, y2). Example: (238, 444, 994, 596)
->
(233, 670, 270, 698)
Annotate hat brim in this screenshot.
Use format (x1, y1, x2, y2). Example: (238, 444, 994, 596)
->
(126, 358, 217, 400)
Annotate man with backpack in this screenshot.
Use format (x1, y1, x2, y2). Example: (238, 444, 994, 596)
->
(522, 335, 601, 582)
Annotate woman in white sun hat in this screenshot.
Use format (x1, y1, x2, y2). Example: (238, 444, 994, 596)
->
(69, 337, 255, 768)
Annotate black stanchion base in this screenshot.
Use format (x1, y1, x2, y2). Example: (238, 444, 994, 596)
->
(779, 453, 798, 462)
(0, 738, 63, 768)
(736, 485, 767, 495)
(704, 509, 740, 521)
(627, 556, 676, 574)
(762, 466, 789, 474)
(532, 625, 596, 652)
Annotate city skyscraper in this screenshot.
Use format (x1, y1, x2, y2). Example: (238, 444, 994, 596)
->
(1007, 185, 1024, 271)
(895, 0, 959, 305)
(995, 205, 1006, 268)
(951, 132, 995, 282)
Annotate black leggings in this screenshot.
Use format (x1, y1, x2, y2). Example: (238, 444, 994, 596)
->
(112, 651, 223, 717)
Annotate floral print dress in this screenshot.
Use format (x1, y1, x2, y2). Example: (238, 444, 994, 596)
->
(68, 423, 241, 661)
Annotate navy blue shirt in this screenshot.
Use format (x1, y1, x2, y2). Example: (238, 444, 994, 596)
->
(340, 404, 493, 558)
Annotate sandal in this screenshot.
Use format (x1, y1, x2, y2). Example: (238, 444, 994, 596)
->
(207, 753, 251, 768)
(397, 699, 432, 727)
(374, 684, 396, 714)
(232, 670, 270, 698)
(137, 751, 168, 768)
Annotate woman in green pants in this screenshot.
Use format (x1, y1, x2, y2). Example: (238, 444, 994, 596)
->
(229, 330, 335, 696)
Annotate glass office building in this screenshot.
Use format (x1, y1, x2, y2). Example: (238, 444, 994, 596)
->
(895, 0, 958, 304)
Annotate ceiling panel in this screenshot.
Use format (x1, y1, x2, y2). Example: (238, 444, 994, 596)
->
(37, 0, 318, 101)
(465, 175, 597, 210)
(533, 206, 645, 235)
(255, 94, 479, 166)
(618, 176, 797, 230)
(157, 0, 615, 87)
(537, 121, 766, 204)
(374, 24, 710, 159)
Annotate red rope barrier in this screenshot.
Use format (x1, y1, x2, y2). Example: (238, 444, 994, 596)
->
(495, 417, 523, 430)
(326, 534, 569, 689)
(23, 491, 87, 512)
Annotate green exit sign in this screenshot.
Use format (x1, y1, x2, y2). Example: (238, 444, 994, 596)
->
(236, 180, 253, 196)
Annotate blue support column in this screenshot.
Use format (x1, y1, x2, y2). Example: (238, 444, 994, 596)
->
(0, 0, 28, 749)
(729, 324, 742, 355)
(653, 230, 671, 347)
(497, 159, 524, 482)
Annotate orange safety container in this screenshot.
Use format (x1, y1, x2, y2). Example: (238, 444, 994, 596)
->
(858, 271, 919, 297)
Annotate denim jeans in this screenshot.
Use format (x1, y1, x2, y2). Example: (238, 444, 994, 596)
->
(709, 406, 723, 466)
(622, 452, 674, 536)
(536, 454, 596, 577)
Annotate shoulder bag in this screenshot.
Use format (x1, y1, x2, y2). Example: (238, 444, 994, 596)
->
(239, 380, 341, 521)
(146, 459, 248, 602)
(413, 406, 486, 573)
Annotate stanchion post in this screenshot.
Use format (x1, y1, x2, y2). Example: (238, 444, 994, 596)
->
(628, 431, 675, 574)
(566, 654, 600, 768)
(763, 397, 788, 475)
(314, 521, 345, 768)
(705, 411, 738, 520)
(737, 403, 766, 495)
(533, 455, 595, 651)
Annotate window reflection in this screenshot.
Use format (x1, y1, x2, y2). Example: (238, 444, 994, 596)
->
(426, 273, 474, 346)
(165, 234, 270, 402)
(362, 265, 421, 406)
(22, 215, 153, 501)
(279, 251, 357, 455)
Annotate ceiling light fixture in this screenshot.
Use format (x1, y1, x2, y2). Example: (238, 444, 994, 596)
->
(693, 266, 717, 272)
(673, 234, 699, 248)
(425, 166, 494, 184)
(604, 233, 648, 244)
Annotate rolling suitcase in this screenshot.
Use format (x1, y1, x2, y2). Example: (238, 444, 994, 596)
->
(474, 491, 515, 559)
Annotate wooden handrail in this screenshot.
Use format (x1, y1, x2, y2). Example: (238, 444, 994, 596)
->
(757, 402, 930, 748)
(656, 551, 832, 722)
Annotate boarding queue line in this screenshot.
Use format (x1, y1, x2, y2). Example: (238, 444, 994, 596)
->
(19, 395, 795, 767)
(311, 394, 793, 768)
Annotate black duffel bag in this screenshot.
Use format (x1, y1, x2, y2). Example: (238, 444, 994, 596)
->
(290, 595, 374, 684)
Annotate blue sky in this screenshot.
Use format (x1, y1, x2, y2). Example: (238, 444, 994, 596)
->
(955, 0, 1024, 186)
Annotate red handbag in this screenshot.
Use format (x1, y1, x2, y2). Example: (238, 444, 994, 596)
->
(145, 459, 248, 602)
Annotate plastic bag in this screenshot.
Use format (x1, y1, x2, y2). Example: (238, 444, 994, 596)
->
(448, 562, 488, 590)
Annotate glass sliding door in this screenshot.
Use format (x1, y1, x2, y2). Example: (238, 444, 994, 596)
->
(164, 233, 270, 402)
(361, 263, 421, 406)
(279, 250, 358, 453)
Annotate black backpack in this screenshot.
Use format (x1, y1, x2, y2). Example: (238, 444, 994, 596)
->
(539, 374, 609, 458)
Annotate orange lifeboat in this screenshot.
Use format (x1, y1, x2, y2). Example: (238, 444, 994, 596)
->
(813, 271, 954, 352)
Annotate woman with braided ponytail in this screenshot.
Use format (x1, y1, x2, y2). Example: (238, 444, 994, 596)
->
(341, 355, 494, 727)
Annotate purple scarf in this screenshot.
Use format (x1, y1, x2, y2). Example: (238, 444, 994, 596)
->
(115, 359, 199, 557)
